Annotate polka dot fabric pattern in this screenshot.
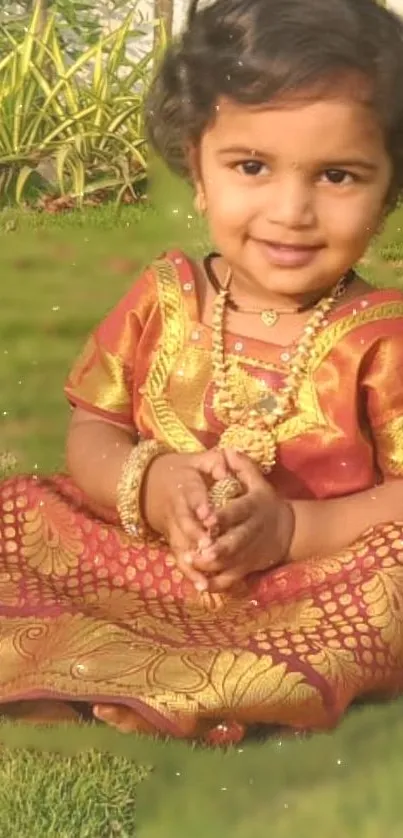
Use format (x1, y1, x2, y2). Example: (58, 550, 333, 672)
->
(2, 252, 403, 742)
(1, 474, 403, 742)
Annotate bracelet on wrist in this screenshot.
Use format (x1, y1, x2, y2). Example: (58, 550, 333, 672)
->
(117, 439, 169, 539)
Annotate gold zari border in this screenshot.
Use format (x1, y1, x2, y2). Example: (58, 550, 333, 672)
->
(143, 271, 403, 452)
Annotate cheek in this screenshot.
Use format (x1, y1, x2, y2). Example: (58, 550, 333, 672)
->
(322, 193, 384, 247)
(206, 188, 252, 230)
(204, 176, 258, 230)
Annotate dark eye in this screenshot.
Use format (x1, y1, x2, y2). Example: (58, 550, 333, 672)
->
(322, 168, 354, 185)
(236, 160, 269, 176)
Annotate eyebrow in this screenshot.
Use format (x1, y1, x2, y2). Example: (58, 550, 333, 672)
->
(217, 147, 379, 171)
(319, 159, 379, 171)
(218, 146, 270, 157)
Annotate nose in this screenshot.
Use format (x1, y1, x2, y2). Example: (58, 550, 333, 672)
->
(265, 174, 315, 229)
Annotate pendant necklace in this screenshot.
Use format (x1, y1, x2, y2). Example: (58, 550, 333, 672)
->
(203, 252, 354, 328)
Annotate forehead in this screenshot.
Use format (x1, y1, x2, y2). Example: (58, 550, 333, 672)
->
(203, 94, 387, 159)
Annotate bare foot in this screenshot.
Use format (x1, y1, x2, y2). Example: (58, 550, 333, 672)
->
(93, 704, 157, 735)
(93, 703, 202, 738)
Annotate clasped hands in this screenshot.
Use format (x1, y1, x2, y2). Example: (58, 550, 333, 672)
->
(143, 448, 295, 592)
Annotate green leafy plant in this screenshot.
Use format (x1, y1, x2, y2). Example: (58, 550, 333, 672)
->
(0, 0, 137, 58)
(0, 3, 155, 205)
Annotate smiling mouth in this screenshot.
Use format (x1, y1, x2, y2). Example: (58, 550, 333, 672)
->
(254, 239, 324, 267)
(258, 239, 323, 250)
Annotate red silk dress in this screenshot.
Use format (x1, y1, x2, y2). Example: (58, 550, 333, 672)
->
(1, 250, 403, 742)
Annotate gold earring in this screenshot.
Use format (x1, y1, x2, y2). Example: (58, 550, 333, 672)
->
(194, 191, 206, 215)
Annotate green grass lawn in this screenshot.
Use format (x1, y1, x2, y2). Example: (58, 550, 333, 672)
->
(1, 201, 403, 836)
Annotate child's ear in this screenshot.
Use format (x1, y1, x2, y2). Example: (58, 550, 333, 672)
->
(194, 190, 207, 215)
(187, 144, 207, 214)
(187, 143, 200, 181)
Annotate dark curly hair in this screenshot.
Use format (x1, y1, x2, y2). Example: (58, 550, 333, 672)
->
(145, 0, 403, 207)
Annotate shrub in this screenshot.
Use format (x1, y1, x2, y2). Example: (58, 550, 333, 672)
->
(0, 3, 157, 205)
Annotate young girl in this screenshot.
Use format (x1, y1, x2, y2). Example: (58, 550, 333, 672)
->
(2, 0, 403, 744)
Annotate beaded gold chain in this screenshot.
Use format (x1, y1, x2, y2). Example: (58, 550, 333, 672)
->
(210, 269, 349, 501)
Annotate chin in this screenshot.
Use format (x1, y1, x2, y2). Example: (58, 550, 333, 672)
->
(253, 265, 324, 296)
(251, 255, 342, 297)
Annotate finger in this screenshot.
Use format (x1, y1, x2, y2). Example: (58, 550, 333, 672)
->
(214, 494, 253, 534)
(193, 449, 229, 482)
(192, 520, 253, 573)
(196, 483, 253, 545)
(194, 505, 219, 534)
(181, 475, 219, 536)
(177, 503, 217, 554)
(208, 564, 248, 593)
(174, 482, 212, 544)
(192, 536, 250, 577)
(224, 448, 266, 492)
(191, 551, 227, 574)
(170, 529, 209, 591)
(176, 552, 209, 591)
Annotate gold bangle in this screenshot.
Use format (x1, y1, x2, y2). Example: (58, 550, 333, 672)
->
(208, 476, 244, 509)
(117, 439, 169, 539)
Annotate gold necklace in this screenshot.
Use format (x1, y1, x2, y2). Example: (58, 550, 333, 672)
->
(208, 270, 349, 508)
(203, 254, 340, 327)
(226, 299, 310, 328)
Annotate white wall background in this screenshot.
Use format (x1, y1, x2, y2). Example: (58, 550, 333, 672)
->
(94, 0, 189, 61)
(100, 0, 403, 34)
(97, 0, 403, 61)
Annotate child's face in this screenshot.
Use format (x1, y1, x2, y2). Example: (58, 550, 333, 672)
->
(196, 91, 392, 297)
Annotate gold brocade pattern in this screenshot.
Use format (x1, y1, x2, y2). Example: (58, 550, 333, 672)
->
(142, 260, 204, 452)
(308, 301, 403, 368)
(1, 462, 403, 736)
(270, 371, 330, 445)
(1, 519, 403, 732)
(213, 362, 275, 425)
(170, 347, 280, 433)
(144, 261, 319, 449)
(0, 572, 21, 606)
(21, 494, 83, 576)
(143, 263, 403, 460)
(0, 614, 317, 724)
(2, 257, 403, 741)
(375, 415, 403, 476)
(66, 335, 131, 416)
(142, 260, 324, 449)
(169, 346, 212, 431)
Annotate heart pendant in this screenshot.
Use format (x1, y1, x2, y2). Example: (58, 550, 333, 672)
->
(255, 394, 278, 413)
(261, 310, 279, 328)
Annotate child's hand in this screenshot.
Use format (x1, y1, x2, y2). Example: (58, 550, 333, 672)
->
(191, 450, 295, 592)
(143, 449, 228, 590)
